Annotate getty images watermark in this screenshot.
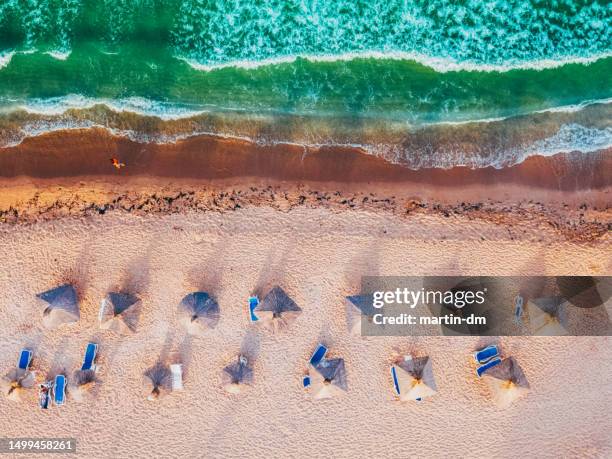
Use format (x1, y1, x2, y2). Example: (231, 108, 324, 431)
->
(350, 276, 612, 336)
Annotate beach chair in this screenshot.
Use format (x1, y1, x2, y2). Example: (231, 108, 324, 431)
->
(391, 356, 424, 401)
(476, 356, 502, 377)
(473, 345, 499, 364)
(53, 374, 66, 406)
(81, 342, 98, 371)
(302, 376, 311, 388)
(170, 364, 183, 391)
(390, 366, 400, 396)
(514, 295, 524, 323)
(309, 344, 327, 366)
(39, 382, 51, 409)
(248, 296, 259, 322)
(18, 349, 33, 370)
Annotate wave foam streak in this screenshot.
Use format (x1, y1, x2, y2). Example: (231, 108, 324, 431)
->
(0, 98, 610, 169)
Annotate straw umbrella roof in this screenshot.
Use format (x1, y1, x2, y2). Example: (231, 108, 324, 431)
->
(144, 363, 170, 401)
(346, 295, 377, 315)
(528, 297, 568, 335)
(178, 292, 220, 336)
(100, 292, 140, 334)
(482, 357, 529, 408)
(222, 356, 253, 394)
(422, 277, 493, 335)
(557, 276, 610, 309)
(70, 370, 97, 403)
(346, 294, 376, 335)
(2, 369, 36, 402)
(309, 358, 348, 400)
(393, 356, 437, 402)
(37, 284, 80, 329)
(254, 287, 302, 333)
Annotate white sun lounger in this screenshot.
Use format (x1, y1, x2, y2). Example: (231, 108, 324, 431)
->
(170, 364, 183, 391)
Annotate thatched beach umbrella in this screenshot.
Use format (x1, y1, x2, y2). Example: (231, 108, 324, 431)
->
(144, 363, 170, 401)
(99, 292, 141, 334)
(528, 297, 568, 335)
(70, 370, 97, 403)
(392, 355, 437, 402)
(482, 357, 529, 408)
(422, 277, 495, 335)
(2, 369, 36, 402)
(254, 287, 302, 333)
(178, 292, 220, 336)
(557, 276, 611, 310)
(346, 294, 376, 336)
(222, 356, 253, 394)
(309, 358, 348, 400)
(37, 284, 79, 329)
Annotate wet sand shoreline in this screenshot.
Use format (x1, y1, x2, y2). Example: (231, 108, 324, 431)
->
(0, 128, 610, 243)
(0, 128, 610, 193)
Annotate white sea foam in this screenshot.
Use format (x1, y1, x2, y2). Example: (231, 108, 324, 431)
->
(11, 95, 211, 120)
(525, 124, 612, 157)
(178, 50, 612, 74)
(369, 124, 612, 170)
(44, 50, 72, 60)
(6, 94, 611, 126)
(0, 51, 15, 69)
(3, 118, 610, 171)
(0, 48, 72, 69)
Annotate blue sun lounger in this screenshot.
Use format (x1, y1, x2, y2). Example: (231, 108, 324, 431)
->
(248, 296, 259, 322)
(53, 375, 66, 406)
(476, 356, 502, 377)
(309, 344, 327, 366)
(391, 366, 400, 396)
(302, 376, 311, 388)
(473, 345, 499, 364)
(18, 349, 33, 370)
(81, 343, 98, 371)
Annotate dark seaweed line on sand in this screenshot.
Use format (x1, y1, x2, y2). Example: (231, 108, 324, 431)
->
(0, 186, 609, 243)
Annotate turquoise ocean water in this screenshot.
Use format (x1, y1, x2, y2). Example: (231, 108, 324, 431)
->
(0, 0, 610, 168)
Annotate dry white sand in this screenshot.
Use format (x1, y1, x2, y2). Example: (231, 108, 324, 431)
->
(0, 207, 610, 458)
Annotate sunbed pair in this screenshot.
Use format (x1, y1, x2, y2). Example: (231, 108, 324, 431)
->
(39, 376, 65, 409)
(302, 343, 328, 388)
(37, 342, 98, 409)
(474, 344, 501, 377)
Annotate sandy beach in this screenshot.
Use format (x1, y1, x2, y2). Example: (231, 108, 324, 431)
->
(1, 2, 611, 457)
(0, 207, 610, 458)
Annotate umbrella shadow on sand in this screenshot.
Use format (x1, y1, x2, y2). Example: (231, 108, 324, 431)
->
(240, 329, 261, 363)
(42, 338, 71, 394)
(343, 239, 382, 288)
(251, 239, 297, 298)
(186, 238, 230, 297)
(107, 253, 151, 333)
(121, 252, 151, 297)
(342, 240, 382, 334)
(177, 335, 194, 381)
(58, 242, 93, 301)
